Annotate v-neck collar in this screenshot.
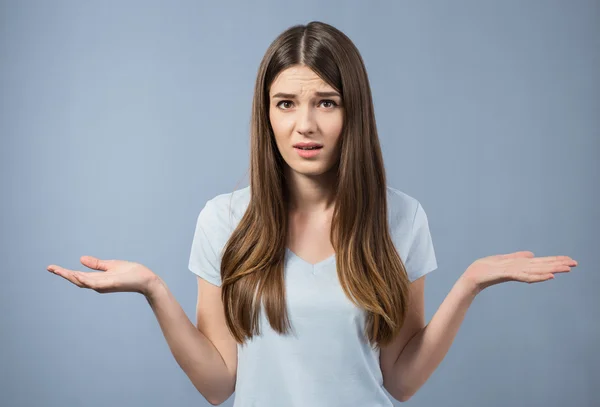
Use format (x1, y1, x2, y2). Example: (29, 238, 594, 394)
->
(285, 248, 336, 271)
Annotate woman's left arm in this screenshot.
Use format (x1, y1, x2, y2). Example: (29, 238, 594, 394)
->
(386, 251, 577, 402)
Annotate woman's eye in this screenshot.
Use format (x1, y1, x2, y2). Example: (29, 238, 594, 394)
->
(320, 100, 338, 108)
(277, 101, 293, 109)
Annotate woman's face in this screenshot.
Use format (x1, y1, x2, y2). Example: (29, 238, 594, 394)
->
(269, 65, 344, 177)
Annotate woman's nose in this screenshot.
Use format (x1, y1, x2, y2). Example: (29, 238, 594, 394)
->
(295, 106, 317, 135)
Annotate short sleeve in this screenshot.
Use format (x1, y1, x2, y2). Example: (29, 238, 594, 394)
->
(188, 198, 231, 287)
(403, 202, 438, 282)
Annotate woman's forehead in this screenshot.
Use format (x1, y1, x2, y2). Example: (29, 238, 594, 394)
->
(270, 66, 335, 95)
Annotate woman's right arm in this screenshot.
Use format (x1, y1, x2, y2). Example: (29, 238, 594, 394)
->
(48, 256, 236, 405)
(145, 276, 236, 405)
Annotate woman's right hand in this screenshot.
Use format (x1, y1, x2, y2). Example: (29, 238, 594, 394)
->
(47, 256, 161, 296)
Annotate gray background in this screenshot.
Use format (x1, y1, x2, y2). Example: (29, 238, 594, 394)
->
(1, 0, 598, 406)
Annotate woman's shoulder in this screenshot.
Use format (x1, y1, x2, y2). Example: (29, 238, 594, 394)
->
(199, 185, 251, 230)
(385, 185, 421, 219)
(206, 185, 251, 210)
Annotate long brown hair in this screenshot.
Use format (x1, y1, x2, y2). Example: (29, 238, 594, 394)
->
(221, 21, 411, 350)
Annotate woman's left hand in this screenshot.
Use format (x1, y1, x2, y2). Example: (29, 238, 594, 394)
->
(461, 251, 578, 294)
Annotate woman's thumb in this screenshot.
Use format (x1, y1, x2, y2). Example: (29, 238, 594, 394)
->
(498, 251, 535, 259)
(80, 255, 114, 271)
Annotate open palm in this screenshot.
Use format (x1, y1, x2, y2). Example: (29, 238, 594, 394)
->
(463, 251, 578, 292)
(47, 255, 158, 295)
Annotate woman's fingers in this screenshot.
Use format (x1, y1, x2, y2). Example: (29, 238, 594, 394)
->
(47, 265, 87, 288)
(524, 264, 572, 274)
(498, 253, 577, 267)
(49, 256, 117, 291)
(528, 255, 577, 265)
(525, 258, 577, 275)
(48, 265, 108, 291)
(507, 259, 575, 283)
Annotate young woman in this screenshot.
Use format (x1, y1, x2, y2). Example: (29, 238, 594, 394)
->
(47, 21, 578, 406)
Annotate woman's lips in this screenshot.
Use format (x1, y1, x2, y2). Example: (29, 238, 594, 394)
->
(294, 146, 322, 158)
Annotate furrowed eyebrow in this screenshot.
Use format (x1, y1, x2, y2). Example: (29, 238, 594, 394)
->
(271, 91, 341, 99)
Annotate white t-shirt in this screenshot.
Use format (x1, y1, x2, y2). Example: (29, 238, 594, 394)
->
(188, 185, 438, 407)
